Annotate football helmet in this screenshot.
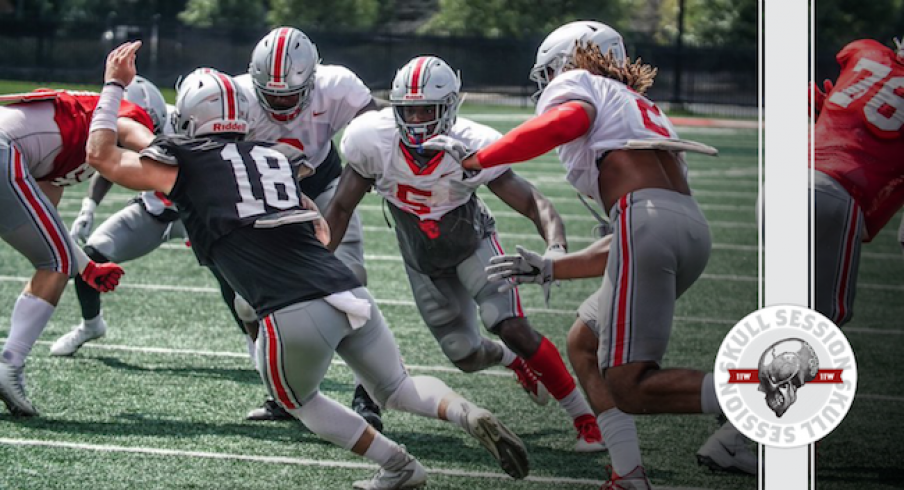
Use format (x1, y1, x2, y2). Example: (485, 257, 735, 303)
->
(248, 27, 319, 122)
(529, 21, 626, 101)
(172, 69, 249, 137)
(389, 56, 461, 147)
(124, 75, 168, 135)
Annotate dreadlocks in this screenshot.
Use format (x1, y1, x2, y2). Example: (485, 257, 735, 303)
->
(568, 43, 658, 95)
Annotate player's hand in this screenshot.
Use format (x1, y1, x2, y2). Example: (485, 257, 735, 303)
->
(69, 198, 96, 245)
(486, 245, 555, 305)
(105, 40, 142, 88)
(421, 135, 474, 161)
(81, 261, 125, 293)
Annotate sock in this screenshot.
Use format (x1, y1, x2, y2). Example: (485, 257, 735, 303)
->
(2, 293, 55, 367)
(75, 274, 102, 320)
(496, 341, 517, 366)
(524, 337, 577, 400)
(287, 392, 369, 451)
(439, 394, 480, 430)
(245, 335, 258, 370)
(557, 387, 594, 420)
(701, 373, 722, 414)
(363, 432, 409, 468)
(598, 408, 643, 476)
(83, 312, 105, 332)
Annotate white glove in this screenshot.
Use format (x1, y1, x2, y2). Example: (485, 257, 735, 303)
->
(486, 245, 555, 305)
(420, 135, 474, 162)
(69, 198, 97, 245)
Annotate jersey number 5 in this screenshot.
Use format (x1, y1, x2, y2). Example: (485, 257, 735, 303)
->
(397, 184, 432, 215)
(221, 143, 300, 218)
(828, 57, 904, 136)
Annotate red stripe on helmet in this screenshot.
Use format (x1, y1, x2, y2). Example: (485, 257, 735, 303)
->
(272, 28, 291, 84)
(409, 57, 430, 95)
(214, 72, 237, 120)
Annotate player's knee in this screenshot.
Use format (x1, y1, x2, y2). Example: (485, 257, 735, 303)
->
(492, 317, 542, 358)
(567, 320, 597, 363)
(440, 333, 483, 372)
(83, 245, 110, 264)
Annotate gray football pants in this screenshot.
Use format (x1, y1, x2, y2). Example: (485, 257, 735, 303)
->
(86, 201, 187, 262)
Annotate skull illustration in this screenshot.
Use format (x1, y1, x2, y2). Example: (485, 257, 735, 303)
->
(757, 339, 819, 417)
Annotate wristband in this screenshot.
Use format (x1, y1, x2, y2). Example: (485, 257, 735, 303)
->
(104, 80, 126, 89)
(90, 83, 124, 133)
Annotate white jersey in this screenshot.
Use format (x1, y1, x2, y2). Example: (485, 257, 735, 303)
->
(141, 104, 178, 217)
(0, 102, 63, 180)
(341, 108, 508, 221)
(537, 69, 686, 208)
(235, 65, 371, 168)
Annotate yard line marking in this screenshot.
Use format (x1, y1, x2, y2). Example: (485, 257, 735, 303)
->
(0, 438, 637, 488)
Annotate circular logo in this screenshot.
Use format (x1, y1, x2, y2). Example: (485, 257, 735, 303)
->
(714, 304, 857, 448)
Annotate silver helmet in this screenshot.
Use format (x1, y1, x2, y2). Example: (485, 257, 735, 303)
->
(529, 21, 626, 101)
(124, 75, 168, 134)
(389, 56, 461, 147)
(172, 69, 249, 138)
(248, 27, 319, 122)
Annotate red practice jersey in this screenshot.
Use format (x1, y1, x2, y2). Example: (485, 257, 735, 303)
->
(815, 39, 904, 239)
(8, 89, 154, 185)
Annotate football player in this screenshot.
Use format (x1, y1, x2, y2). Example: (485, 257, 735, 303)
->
(809, 38, 904, 327)
(426, 21, 729, 488)
(49, 76, 179, 357)
(0, 84, 148, 415)
(233, 27, 382, 424)
(86, 41, 530, 489)
(325, 55, 605, 453)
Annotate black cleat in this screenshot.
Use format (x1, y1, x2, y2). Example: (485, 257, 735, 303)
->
(246, 398, 294, 421)
(352, 385, 384, 433)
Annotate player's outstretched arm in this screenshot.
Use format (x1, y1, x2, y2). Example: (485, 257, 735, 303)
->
(460, 100, 596, 171)
(323, 165, 373, 252)
(487, 169, 567, 252)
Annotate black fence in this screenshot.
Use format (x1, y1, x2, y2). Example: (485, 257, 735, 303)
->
(0, 20, 757, 116)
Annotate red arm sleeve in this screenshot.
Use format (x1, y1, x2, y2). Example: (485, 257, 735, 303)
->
(475, 100, 592, 168)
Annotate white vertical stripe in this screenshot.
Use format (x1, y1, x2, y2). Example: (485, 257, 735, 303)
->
(763, 1, 812, 489)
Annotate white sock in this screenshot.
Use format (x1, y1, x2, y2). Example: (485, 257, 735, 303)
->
(83, 312, 105, 332)
(287, 392, 369, 451)
(2, 293, 55, 367)
(363, 432, 409, 468)
(557, 387, 594, 420)
(701, 373, 722, 414)
(597, 408, 643, 476)
(245, 335, 258, 371)
(496, 341, 517, 366)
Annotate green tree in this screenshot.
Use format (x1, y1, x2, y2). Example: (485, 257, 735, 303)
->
(267, 0, 388, 30)
(419, 0, 630, 38)
(179, 0, 265, 28)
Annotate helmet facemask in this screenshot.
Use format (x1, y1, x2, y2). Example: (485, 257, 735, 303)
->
(253, 71, 315, 121)
(393, 93, 459, 147)
(529, 55, 568, 103)
(249, 27, 319, 123)
(389, 56, 462, 148)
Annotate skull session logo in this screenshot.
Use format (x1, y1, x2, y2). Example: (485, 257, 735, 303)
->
(714, 305, 857, 448)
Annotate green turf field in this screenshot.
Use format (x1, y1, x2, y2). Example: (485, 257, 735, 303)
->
(1, 80, 902, 490)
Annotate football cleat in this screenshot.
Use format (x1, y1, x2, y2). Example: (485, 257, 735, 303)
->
(464, 407, 530, 479)
(696, 421, 757, 475)
(573, 414, 607, 453)
(0, 360, 38, 416)
(246, 398, 294, 421)
(353, 384, 384, 433)
(508, 358, 549, 406)
(50, 319, 107, 356)
(352, 451, 427, 490)
(600, 465, 652, 490)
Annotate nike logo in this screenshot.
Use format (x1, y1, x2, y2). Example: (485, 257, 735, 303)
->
(313, 111, 326, 117)
(439, 171, 457, 178)
(720, 441, 737, 457)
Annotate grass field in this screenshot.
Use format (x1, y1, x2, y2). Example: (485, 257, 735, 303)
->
(1, 80, 902, 490)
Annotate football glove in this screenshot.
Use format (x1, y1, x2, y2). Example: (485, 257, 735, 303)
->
(420, 135, 479, 178)
(69, 198, 97, 245)
(486, 245, 556, 305)
(81, 261, 124, 293)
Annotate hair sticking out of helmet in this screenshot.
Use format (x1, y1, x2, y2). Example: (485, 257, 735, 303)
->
(124, 75, 168, 134)
(389, 56, 462, 148)
(248, 27, 319, 122)
(530, 21, 627, 102)
(173, 70, 249, 138)
(571, 42, 657, 94)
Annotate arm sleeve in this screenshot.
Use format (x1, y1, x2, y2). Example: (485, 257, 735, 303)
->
(474, 101, 592, 168)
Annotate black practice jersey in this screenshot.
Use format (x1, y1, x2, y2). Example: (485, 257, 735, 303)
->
(141, 134, 360, 316)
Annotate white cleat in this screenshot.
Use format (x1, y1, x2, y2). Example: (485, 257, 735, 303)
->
(465, 408, 530, 479)
(0, 360, 38, 416)
(352, 452, 427, 490)
(696, 421, 758, 475)
(50, 320, 107, 356)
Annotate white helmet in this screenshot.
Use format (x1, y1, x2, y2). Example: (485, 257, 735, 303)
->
(173, 69, 249, 138)
(389, 56, 461, 147)
(125, 75, 167, 134)
(248, 27, 319, 122)
(529, 21, 626, 101)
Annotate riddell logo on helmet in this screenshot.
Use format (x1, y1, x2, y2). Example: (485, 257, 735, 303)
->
(404, 94, 425, 100)
(212, 122, 247, 133)
(714, 305, 857, 448)
(266, 81, 289, 89)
